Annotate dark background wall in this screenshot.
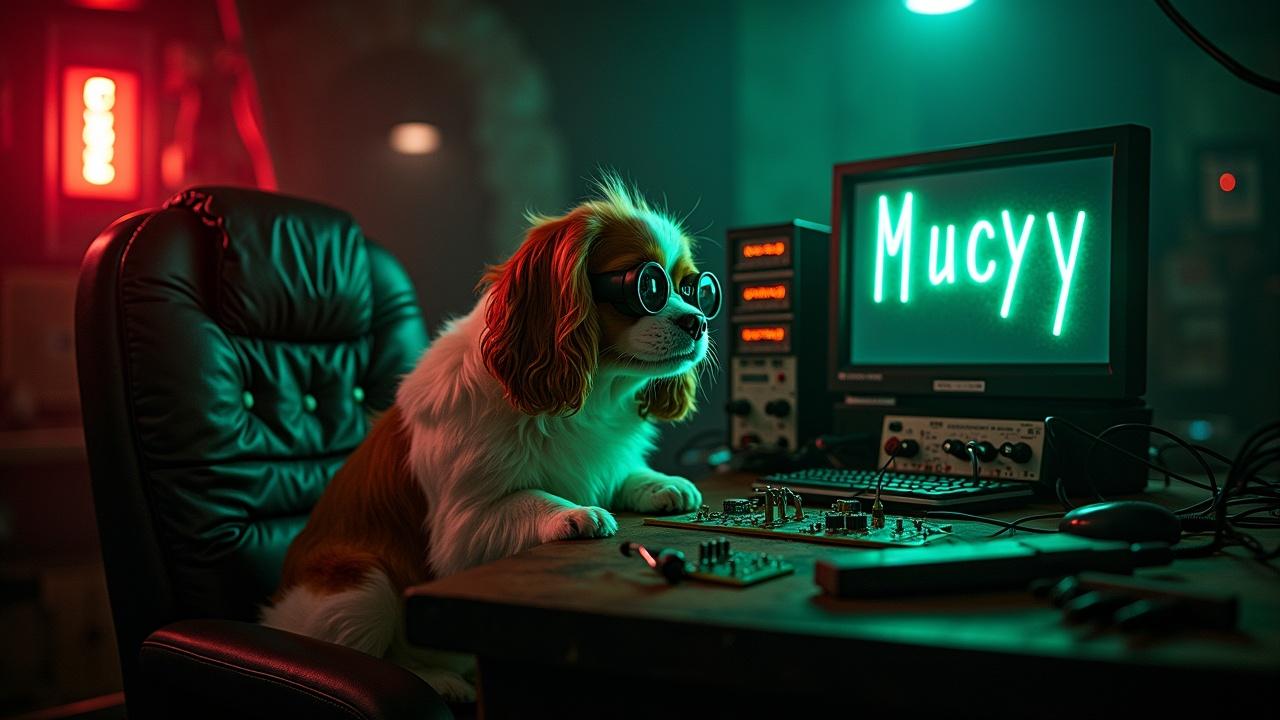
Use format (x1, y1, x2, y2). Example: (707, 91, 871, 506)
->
(242, 0, 737, 474)
(490, 0, 737, 471)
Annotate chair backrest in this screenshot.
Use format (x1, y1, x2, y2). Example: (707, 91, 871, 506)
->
(75, 186, 428, 702)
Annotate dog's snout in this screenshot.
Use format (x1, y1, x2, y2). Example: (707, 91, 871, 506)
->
(675, 313, 708, 341)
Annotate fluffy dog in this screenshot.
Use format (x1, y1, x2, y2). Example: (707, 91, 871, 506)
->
(262, 176, 713, 700)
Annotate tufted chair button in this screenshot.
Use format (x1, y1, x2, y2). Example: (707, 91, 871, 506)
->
(352, 386, 365, 403)
(303, 394, 317, 413)
(241, 390, 255, 410)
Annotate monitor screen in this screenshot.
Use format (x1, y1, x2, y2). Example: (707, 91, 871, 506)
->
(847, 154, 1113, 366)
(829, 125, 1149, 400)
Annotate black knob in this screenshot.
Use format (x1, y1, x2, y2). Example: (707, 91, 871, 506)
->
(942, 438, 969, 460)
(970, 441, 999, 463)
(776, 436, 790, 448)
(764, 399, 791, 418)
(1000, 441, 1033, 463)
(726, 399, 752, 416)
(885, 437, 920, 458)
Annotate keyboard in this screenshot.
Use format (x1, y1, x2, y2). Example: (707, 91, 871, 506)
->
(754, 468, 1035, 507)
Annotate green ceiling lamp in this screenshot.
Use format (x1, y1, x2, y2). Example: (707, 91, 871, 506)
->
(904, 0, 975, 14)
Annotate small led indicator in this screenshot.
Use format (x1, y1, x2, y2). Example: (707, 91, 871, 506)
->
(1218, 172, 1236, 193)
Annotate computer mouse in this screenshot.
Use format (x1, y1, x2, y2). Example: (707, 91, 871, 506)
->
(1059, 501, 1181, 545)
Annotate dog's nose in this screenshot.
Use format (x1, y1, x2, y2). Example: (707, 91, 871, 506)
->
(675, 313, 708, 341)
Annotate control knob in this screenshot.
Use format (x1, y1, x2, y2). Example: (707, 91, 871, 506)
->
(884, 437, 920, 458)
(726, 399, 752, 416)
(942, 438, 998, 462)
(764, 399, 791, 418)
(942, 438, 968, 460)
(1000, 441, 1034, 463)
(970, 441, 999, 463)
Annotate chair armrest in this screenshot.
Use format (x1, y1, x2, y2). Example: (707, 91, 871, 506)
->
(140, 619, 451, 720)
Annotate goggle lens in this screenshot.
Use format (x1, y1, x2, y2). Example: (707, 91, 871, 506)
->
(636, 263, 670, 314)
(695, 272, 721, 319)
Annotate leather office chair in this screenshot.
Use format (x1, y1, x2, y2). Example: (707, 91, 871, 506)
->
(75, 186, 450, 719)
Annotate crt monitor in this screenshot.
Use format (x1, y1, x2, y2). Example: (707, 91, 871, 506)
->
(828, 125, 1149, 400)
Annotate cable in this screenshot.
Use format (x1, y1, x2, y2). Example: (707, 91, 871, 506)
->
(964, 441, 981, 484)
(1094, 424, 1218, 493)
(1045, 416, 1280, 563)
(988, 512, 1066, 538)
(1154, 0, 1280, 95)
(868, 446, 900, 498)
(925, 510, 1058, 535)
(1055, 474, 1075, 510)
(1044, 417, 1218, 502)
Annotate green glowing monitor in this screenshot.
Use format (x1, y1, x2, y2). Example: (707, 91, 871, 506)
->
(829, 125, 1149, 400)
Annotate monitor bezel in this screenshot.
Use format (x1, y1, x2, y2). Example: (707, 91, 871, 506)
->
(828, 124, 1149, 400)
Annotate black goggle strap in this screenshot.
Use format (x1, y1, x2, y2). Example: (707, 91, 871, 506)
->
(589, 262, 666, 316)
(589, 269, 626, 302)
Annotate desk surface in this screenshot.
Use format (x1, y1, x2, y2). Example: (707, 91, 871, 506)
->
(406, 472, 1280, 706)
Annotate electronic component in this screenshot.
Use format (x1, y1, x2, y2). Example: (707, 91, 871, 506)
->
(832, 498, 860, 513)
(823, 127, 1153, 501)
(870, 496, 886, 529)
(877, 415, 1046, 482)
(727, 221, 830, 452)
(813, 534, 1174, 598)
(619, 539, 793, 587)
(756, 468, 1034, 507)
(647, 486, 951, 549)
(722, 498, 752, 514)
(829, 125, 1149, 401)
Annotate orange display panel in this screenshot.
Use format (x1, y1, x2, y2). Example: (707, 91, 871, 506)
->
(740, 326, 787, 343)
(742, 284, 788, 302)
(741, 240, 787, 258)
(61, 66, 139, 200)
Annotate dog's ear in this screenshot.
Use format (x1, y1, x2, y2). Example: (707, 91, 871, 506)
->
(480, 209, 599, 416)
(637, 370, 697, 422)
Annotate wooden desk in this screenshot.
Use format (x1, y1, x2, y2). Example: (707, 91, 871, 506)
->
(406, 472, 1280, 717)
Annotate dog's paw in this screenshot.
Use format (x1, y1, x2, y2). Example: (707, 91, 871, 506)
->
(414, 668, 477, 703)
(546, 505, 618, 541)
(625, 472, 703, 514)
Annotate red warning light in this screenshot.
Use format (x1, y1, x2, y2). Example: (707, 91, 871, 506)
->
(61, 67, 139, 200)
(1218, 172, 1236, 193)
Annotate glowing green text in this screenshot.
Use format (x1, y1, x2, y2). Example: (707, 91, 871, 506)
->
(875, 192, 913, 303)
(873, 193, 1088, 337)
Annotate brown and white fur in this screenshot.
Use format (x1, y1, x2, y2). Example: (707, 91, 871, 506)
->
(261, 177, 711, 701)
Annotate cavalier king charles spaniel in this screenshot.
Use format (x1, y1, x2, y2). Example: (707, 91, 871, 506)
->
(261, 175, 719, 701)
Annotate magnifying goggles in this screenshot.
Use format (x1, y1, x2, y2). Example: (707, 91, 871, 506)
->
(589, 261, 722, 319)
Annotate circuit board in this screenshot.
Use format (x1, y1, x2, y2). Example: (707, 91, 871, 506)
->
(645, 495, 953, 549)
(686, 540, 795, 587)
